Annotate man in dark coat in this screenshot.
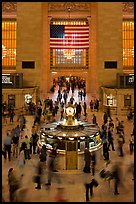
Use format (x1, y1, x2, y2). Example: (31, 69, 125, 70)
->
(83, 148, 90, 173)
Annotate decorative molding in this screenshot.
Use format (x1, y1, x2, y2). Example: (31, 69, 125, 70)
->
(48, 2, 90, 12)
(2, 2, 134, 17)
(2, 2, 17, 13)
(122, 2, 134, 14)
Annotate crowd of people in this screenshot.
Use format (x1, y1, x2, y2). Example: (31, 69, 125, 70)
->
(2, 87, 134, 202)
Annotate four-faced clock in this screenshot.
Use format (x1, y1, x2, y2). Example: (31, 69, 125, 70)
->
(65, 106, 75, 116)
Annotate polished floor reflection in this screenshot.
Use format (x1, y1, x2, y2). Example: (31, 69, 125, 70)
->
(2, 89, 134, 202)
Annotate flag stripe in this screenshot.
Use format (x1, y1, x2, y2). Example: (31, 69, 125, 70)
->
(50, 24, 89, 49)
(50, 45, 89, 49)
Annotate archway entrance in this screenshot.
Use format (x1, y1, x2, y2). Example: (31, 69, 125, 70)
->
(52, 76, 86, 90)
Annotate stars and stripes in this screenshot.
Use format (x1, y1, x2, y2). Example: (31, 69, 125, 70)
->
(50, 24, 89, 49)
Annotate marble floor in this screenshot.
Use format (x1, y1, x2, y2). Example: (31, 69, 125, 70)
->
(2, 88, 134, 202)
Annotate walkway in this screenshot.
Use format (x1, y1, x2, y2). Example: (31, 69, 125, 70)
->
(2, 89, 134, 202)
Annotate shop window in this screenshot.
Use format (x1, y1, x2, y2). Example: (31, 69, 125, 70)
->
(124, 95, 131, 107)
(106, 95, 116, 106)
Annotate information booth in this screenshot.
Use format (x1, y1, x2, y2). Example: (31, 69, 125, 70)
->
(38, 103, 103, 170)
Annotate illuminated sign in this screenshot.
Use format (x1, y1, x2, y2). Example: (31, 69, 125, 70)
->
(2, 74, 13, 84)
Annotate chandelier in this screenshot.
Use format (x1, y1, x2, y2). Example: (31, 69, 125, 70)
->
(63, 49, 75, 60)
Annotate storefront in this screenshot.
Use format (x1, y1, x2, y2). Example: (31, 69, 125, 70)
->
(2, 87, 38, 111)
(101, 87, 134, 116)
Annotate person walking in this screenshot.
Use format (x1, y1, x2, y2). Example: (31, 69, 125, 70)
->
(12, 134, 19, 158)
(83, 148, 90, 173)
(90, 100, 94, 112)
(34, 161, 44, 189)
(107, 127, 115, 151)
(92, 114, 97, 125)
(45, 155, 54, 186)
(17, 151, 26, 176)
(115, 117, 120, 134)
(9, 109, 15, 124)
(103, 112, 108, 124)
(39, 144, 47, 162)
(8, 168, 21, 202)
(83, 101, 87, 116)
(3, 132, 12, 161)
(103, 139, 110, 161)
(90, 152, 96, 176)
(117, 132, 125, 157)
(22, 135, 31, 160)
(129, 133, 134, 155)
(31, 126, 39, 154)
(76, 102, 82, 120)
(85, 178, 99, 201)
(112, 163, 121, 195)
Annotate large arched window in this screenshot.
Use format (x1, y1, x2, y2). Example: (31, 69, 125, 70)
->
(122, 20, 134, 69)
(2, 19, 16, 69)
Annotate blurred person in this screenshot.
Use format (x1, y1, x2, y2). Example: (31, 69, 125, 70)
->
(45, 146, 60, 186)
(12, 133, 19, 158)
(112, 162, 122, 195)
(83, 113, 88, 122)
(9, 127, 15, 139)
(115, 117, 120, 134)
(127, 108, 133, 120)
(54, 187, 68, 202)
(17, 150, 26, 176)
(83, 87, 86, 100)
(9, 109, 15, 124)
(45, 155, 54, 186)
(117, 132, 125, 157)
(49, 144, 58, 172)
(83, 148, 90, 173)
(107, 127, 115, 151)
(3, 132, 12, 161)
(8, 167, 22, 202)
(100, 123, 107, 141)
(39, 144, 47, 162)
(33, 161, 44, 189)
(129, 133, 134, 155)
(83, 101, 87, 116)
(14, 187, 28, 202)
(31, 126, 39, 154)
(118, 120, 124, 134)
(76, 102, 82, 120)
(21, 135, 31, 160)
(92, 114, 97, 125)
(108, 119, 114, 130)
(128, 161, 134, 181)
(90, 152, 96, 176)
(95, 98, 99, 112)
(103, 139, 110, 161)
(85, 178, 99, 201)
(90, 100, 94, 112)
(103, 112, 108, 124)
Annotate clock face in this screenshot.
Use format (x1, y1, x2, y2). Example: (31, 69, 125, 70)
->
(65, 106, 75, 116)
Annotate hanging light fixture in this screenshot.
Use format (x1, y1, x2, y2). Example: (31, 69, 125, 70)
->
(63, 49, 75, 59)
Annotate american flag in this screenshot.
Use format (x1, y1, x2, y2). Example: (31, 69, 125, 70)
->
(50, 25, 89, 49)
